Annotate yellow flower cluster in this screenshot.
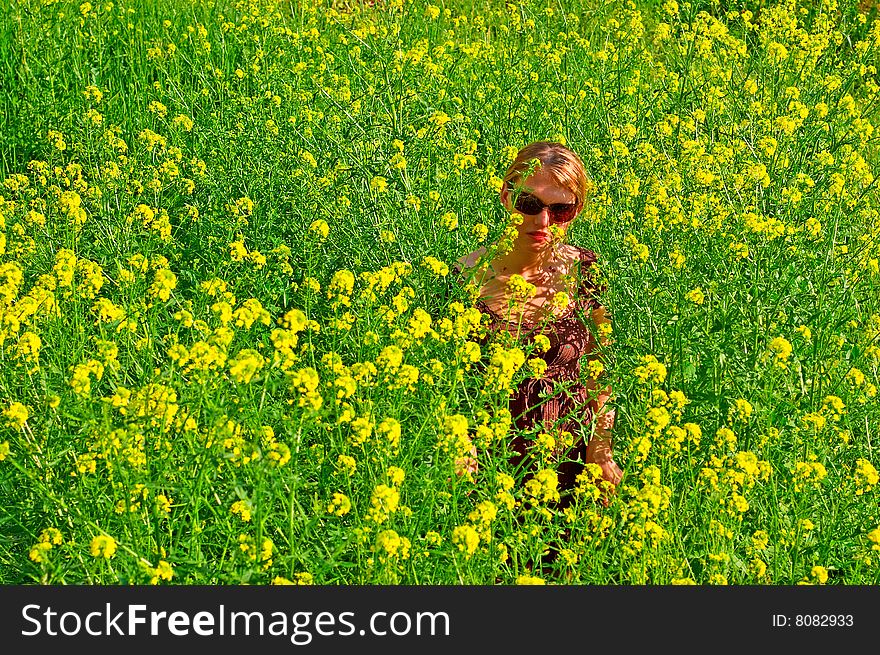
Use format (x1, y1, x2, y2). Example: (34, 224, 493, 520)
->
(505, 274, 536, 304)
(143, 559, 174, 585)
(237, 534, 274, 570)
(128, 204, 172, 242)
(114, 382, 179, 431)
(231, 499, 253, 522)
(421, 255, 449, 277)
(228, 348, 266, 384)
(365, 483, 400, 524)
(89, 534, 117, 559)
(3, 401, 29, 429)
(634, 354, 667, 384)
(228, 238, 266, 267)
(374, 529, 411, 562)
(70, 359, 104, 397)
(29, 528, 63, 564)
(624, 233, 650, 262)
(853, 458, 879, 495)
(765, 336, 793, 369)
(328, 492, 352, 516)
(793, 459, 828, 493)
(483, 344, 525, 392)
(288, 366, 322, 411)
(437, 301, 483, 344)
(451, 524, 480, 558)
(327, 269, 355, 308)
(524, 469, 560, 504)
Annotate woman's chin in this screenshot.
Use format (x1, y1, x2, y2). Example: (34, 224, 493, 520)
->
(524, 234, 551, 248)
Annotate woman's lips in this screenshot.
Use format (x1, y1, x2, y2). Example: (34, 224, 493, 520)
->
(528, 232, 550, 242)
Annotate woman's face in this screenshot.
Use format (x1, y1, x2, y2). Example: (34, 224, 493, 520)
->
(499, 167, 580, 252)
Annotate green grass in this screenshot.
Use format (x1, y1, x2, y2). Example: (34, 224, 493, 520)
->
(1, 0, 879, 585)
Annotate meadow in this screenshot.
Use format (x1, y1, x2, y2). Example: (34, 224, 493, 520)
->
(1, 0, 880, 584)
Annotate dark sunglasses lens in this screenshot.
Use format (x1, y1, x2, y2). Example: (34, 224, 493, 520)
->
(514, 194, 544, 215)
(551, 204, 578, 223)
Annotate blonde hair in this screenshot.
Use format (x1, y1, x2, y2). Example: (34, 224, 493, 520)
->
(502, 141, 592, 209)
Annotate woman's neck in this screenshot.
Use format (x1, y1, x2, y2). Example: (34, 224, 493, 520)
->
(490, 243, 564, 276)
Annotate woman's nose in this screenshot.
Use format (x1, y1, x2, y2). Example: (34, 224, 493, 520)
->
(534, 209, 551, 227)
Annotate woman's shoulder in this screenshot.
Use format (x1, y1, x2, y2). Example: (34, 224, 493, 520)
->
(454, 247, 488, 275)
(566, 244, 598, 265)
(565, 244, 606, 307)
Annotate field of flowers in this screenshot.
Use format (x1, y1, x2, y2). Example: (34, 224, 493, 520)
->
(1, 0, 880, 585)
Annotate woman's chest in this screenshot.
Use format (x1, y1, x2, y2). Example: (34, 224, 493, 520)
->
(477, 274, 579, 325)
(489, 315, 594, 368)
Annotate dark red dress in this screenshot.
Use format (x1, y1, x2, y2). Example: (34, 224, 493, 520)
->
(454, 245, 606, 493)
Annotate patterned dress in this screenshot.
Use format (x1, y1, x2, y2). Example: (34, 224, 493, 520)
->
(454, 245, 607, 494)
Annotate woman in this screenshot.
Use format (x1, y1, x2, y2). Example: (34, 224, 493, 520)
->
(454, 141, 622, 499)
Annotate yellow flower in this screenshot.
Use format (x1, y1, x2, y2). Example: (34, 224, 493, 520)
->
(867, 526, 880, 551)
(292, 572, 314, 585)
(483, 345, 526, 392)
(374, 530, 411, 561)
(810, 566, 829, 584)
(327, 492, 352, 516)
(47, 129, 67, 151)
(366, 484, 399, 523)
(729, 242, 749, 260)
(84, 84, 103, 103)
(766, 337, 792, 367)
(308, 219, 329, 240)
(336, 454, 357, 476)
(634, 354, 667, 384)
(624, 234, 649, 262)
(515, 575, 545, 585)
(471, 223, 489, 241)
(349, 416, 374, 446)
(3, 402, 29, 429)
(685, 288, 704, 305)
(29, 542, 52, 563)
(451, 525, 480, 558)
(550, 291, 570, 311)
(148, 100, 168, 119)
(230, 500, 252, 522)
(526, 357, 548, 378)
(173, 114, 194, 131)
(854, 458, 879, 495)
(822, 395, 845, 419)
(156, 494, 172, 516)
(421, 256, 449, 277)
(524, 468, 560, 503)
(151, 560, 174, 584)
(532, 334, 551, 352)
(506, 274, 536, 302)
(386, 465, 405, 486)
(439, 212, 458, 231)
(728, 398, 753, 423)
(793, 460, 827, 492)
(89, 534, 117, 558)
(228, 349, 266, 384)
(148, 268, 177, 302)
(227, 196, 254, 217)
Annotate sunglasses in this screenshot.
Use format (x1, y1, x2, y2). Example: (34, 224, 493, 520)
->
(509, 186, 579, 224)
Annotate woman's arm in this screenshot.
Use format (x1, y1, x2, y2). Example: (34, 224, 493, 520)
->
(583, 304, 622, 486)
(583, 379, 622, 485)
